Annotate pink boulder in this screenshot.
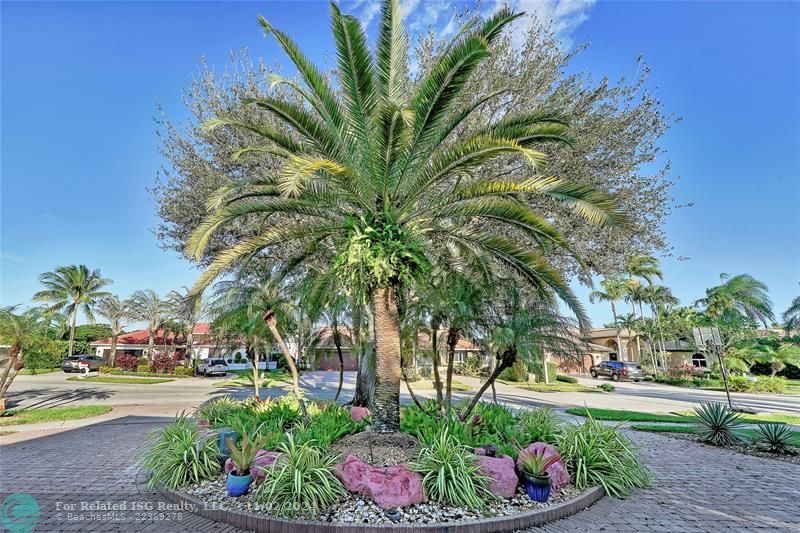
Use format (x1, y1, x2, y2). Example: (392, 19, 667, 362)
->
(350, 406, 370, 422)
(475, 454, 518, 498)
(334, 455, 426, 509)
(225, 450, 282, 482)
(516, 442, 570, 491)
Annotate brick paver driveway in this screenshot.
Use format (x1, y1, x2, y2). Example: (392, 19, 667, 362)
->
(1, 418, 798, 532)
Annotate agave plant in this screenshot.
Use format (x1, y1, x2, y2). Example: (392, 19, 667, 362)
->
(692, 402, 744, 446)
(517, 448, 561, 477)
(752, 423, 797, 455)
(186, 0, 626, 433)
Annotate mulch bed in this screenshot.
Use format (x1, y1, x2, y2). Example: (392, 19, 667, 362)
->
(331, 431, 419, 466)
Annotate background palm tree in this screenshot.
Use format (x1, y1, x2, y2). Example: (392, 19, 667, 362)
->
(622, 254, 663, 363)
(129, 290, 167, 360)
(0, 307, 46, 400)
(589, 278, 627, 360)
(168, 287, 204, 362)
(94, 296, 131, 367)
(186, 1, 624, 431)
(696, 273, 775, 327)
(782, 285, 800, 333)
(32, 265, 112, 356)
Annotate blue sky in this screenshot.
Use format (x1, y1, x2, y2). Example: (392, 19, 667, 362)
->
(2, 1, 798, 327)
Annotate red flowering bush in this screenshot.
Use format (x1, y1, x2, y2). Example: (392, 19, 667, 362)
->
(116, 354, 139, 372)
(150, 353, 177, 374)
(667, 364, 704, 379)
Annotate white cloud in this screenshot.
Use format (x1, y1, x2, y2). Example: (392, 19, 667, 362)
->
(502, 0, 596, 47)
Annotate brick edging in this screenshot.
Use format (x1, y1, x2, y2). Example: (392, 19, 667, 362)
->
(159, 485, 604, 532)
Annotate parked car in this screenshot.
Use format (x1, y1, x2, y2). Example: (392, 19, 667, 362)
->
(61, 354, 105, 373)
(198, 358, 228, 377)
(590, 361, 644, 382)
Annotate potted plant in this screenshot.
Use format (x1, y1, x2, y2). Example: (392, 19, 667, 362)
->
(517, 449, 561, 502)
(224, 434, 269, 497)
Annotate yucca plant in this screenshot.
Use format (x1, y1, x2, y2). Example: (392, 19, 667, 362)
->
(692, 402, 744, 446)
(195, 395, 242, 426)
(186, 0, 626, 433)
(409, 426, 494, 508)
(752, 423, 796, 455)
(253, 434, 344, 517)
(556, 417, 651, 498)
(139, 415, 220, 489)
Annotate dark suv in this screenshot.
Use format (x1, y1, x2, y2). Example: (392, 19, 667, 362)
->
(590, 361, 644, 382)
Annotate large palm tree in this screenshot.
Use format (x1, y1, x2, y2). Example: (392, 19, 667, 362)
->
(0, 308, 46, 400)
(187, 1, 625, 431)
(129, 290, 167, 360)
(94, 296, 130, 367)
(696, 274, 775, 327)
(32, 265, 112, 356)
(589, 278, 627, 360)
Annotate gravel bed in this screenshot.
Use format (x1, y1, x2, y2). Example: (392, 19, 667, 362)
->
(185, 475, 581, 524)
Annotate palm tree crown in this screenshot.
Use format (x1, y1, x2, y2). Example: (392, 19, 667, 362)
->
(32, 265, 112, 356)
(186, 0, 626, 430)
(129, 290, 168, 359)
(696, 274, 774, 326)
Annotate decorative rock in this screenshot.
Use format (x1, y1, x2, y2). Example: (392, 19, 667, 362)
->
(225, 450, 282, 482)
(516, 442, 570, 491)
(475, 454, 518, 498)
(350, 406, 370, 422)
(334, 455, 426, 509)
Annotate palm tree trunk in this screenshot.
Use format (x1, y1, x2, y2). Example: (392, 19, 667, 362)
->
(611, 302, 623, 361)
(147, 331, 155, 361)
(541, 347, 549, 384)
(109, 334, 118, 367)
(462, 350, 514, 421)
(332, 327, 344, 403)
(0, 346, 21, 399)
(630, 301, 642, 362)
(264, 312, 300, 396)
(444, 327, 459, 417)
(651, 303, 666, 377)
(68, 307, 78, 357)
(351, 304, 374, 407)
(430, 319, 443, 406)
(185, 330, 195, 364)
(370, 285, 401, 433)
(250, 344, 260, 400)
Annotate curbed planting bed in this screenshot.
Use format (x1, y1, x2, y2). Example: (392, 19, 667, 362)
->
(159, 483, 604, 532)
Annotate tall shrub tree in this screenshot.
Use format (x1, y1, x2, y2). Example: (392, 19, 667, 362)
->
(185, 1, 625, 431)
(32, 265, 112, 357)
(129, 290, 167, 360)
(94, 296, 131, 367)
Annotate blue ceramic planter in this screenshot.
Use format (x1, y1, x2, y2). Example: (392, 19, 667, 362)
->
(523, 473, 551, 502)
(226, 472, 253, 497)
(216, 429, 239, 454)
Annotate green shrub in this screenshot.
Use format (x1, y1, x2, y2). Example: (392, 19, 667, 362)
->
(751, 423, 796, 455)
(499, 359, 528, 382)
(516, 407, 563, 445)
(419, 365, 432, 379)
(693, 402, 744, 446)
(139, 415, 219, 489)
(556, 418, 652, 498)
(174, 366, 194, 376)
(295, 405, 366, 448)
(137, 364, 150, 373)
(598, 383, 615, 392)
(409, 427, 494, 508)
(556, 375, 578, 384)
(253, 434, 344, 517)
(643, 376, 654, 382)
(754, 376, 787, 393)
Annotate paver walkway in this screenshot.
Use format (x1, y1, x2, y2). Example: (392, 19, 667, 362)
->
(1, 418, 798, 532)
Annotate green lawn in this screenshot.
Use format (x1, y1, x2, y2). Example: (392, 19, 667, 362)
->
(571, 407, 800, 426)
(18, 368, 60, 375)
(0, 405, 112, 426)
(101, 371, 188, 378)
(785, 380, 800, 394)
(409, 379, 471, 392)
(67, 376, 174, 384)
(631, 423, 800, 445)
(501, 380, 599, 393)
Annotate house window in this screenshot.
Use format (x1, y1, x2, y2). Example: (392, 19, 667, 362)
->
(692, 354, 707, 368)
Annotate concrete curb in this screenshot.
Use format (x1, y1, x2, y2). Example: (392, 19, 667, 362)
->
(159, 485, 604, 532)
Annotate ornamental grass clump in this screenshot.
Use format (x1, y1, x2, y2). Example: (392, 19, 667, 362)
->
(556, 417, 651, 498)
(409, 427, 494, 508)
(139, 414, 219, 489)
(295, 404, 366, 448)
(253, 434, 344, 517)
(752, 423, 797, 455)
(516, 407, 563, 445)
(195, 395, 242, 426)
(692, 402, 744, 446)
